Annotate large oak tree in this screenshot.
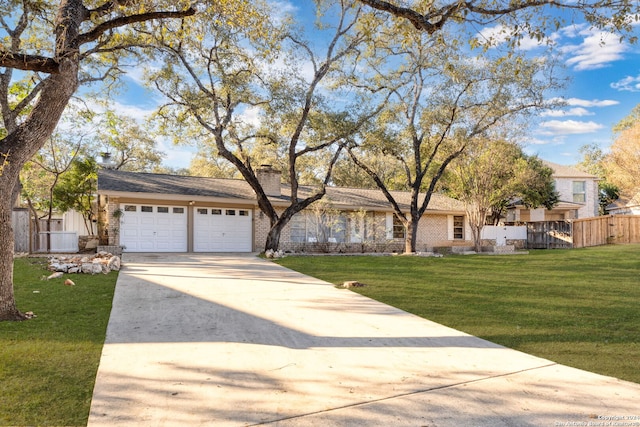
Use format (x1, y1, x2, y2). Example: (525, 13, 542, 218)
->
(0, 1, 195, 320)
(149, 0, 383, 251)
(347, 21, 558, 253)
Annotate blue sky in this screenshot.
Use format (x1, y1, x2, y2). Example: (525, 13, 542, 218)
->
(112, 2, 640, 170)
(511, 21, 640, 165)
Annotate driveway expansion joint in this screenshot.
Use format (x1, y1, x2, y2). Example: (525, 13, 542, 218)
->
(249, 362, 560, 426)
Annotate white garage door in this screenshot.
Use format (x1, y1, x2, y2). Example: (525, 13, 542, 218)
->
(193, 207, 252, 252)
(119, 204, 188, 252)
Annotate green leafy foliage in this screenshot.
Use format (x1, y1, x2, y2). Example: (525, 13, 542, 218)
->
(52, 157, 98, 231)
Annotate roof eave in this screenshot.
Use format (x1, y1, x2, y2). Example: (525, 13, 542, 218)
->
(98, 190, 258, 206)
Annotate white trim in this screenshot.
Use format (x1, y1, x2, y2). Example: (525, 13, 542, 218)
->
(385, 213, 393, 240)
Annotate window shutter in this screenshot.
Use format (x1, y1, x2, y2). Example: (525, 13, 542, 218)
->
(385, 213, 393, 240)
(447, 215, 454, 240)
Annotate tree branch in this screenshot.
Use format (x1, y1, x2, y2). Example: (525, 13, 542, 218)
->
(356, 0, 585, 33)
(0, 51, 60, 74)
(76, 8, 196, 46)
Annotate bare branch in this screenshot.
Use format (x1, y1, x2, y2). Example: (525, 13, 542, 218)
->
(357, 0, 588, 33)
(77, 8, 196, 46)
(0, 51, 59, 74)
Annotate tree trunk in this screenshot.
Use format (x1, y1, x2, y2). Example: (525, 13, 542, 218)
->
(404, 218, 417, 253)
(263, 206, 301, 252)
(471, 224, 483, 252)
(264, 226, 282, 252)
(0, 195, 25, 321)
(1, 0, 195, 321)
(0, 10, 80, 319)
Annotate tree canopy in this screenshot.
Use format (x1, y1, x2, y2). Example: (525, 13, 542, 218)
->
(148, 0, 383, 251)
(604, 109, 640, 199)
(346, 16, 559, 252)
(0, 0, 196, 320)
(2, 0, 639, 320)
(356, 0, 639, 40)
(446, 138, 558, 251)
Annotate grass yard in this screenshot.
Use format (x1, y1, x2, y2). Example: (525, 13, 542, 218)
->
(275, 244, 640, 384)
(0, 257, 117, 427)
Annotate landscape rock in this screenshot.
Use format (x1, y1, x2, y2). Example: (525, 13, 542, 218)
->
(47, 252, 122, 275)
(343, 281, 366, 288)
(46, 272, 64, 280)
(265, 249, 285, 259)
(82, 263, 103, 275)
(107, 256, 121, 271)
(64, 279, 75, 286)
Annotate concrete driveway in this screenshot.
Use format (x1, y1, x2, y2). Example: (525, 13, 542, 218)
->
(88, 253, 640, 426)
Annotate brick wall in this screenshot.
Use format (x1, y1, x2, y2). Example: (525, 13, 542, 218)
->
(105, 197, 120, 246)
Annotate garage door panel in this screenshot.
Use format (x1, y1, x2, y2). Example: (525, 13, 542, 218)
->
(193, 207, 252, 252)
(120, 204, 187, 252)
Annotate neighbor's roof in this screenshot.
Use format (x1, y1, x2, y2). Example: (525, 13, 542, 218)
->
(543, 160, 598, 179)
(98, 169, 465, 213)
(607, 191, 640, 210)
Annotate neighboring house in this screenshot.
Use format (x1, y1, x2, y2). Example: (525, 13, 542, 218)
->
(96, 167, 473, 253)
(607, 192, 640, 215)
(506, 160, 599, 223)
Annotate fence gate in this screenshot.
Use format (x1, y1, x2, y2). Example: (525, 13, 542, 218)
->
(526, 221, 573, 249)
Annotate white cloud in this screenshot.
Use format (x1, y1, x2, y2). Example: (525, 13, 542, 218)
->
(540, 107, 593, 117)
(556, 97, 619, 108)
(558, 23, 588, 39)
(111, 101, 157, 121)
(269, 1, 297, 24)
(611, 74, 640, 92)
(237, 106, 263, 127)
(476, 24, 552, 50)
(156, 137, 196, 169)
(525, 137, 554, 145)
(539, 120, 604, 135)
(561, 28, 628, 71)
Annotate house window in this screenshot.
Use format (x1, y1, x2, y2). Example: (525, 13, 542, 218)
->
(197, 208, 208, 215)
(392, 215, 405, 239)
(124, 205, 137, 212)
(173, 207, 184, 214)
(239, 210, 249, 216)
(290, 214, 306, 243)
(141, 206, 153, 213)
(157, 206, 169, 213)
(226, 209, 236, 216)
(453, 216, 464, 240)
(211, 209, 222, 215)
(573, 181, 586, 203)
(290, 212, 347, 243)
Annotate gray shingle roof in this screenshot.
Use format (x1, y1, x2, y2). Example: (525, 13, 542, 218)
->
(98, 170, 465, 212)
(543, 160, 598, 179)
(98, 169, 257, 201)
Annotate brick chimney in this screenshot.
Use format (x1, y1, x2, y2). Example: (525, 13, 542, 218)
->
(257, 165, 281, 197)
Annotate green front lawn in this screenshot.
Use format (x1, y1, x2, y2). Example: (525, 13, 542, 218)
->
(0, 257, 117, 426)
(275, 244, 640, 384)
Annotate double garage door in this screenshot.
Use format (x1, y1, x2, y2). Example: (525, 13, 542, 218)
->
(119, 204, 252, 252)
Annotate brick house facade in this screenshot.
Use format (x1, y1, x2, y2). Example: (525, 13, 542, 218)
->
(97, 167, 472, 253)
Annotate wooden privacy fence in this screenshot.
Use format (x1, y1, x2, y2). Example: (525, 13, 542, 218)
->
(12, 208, 30, 253)
(526, 215, 640, 249)
(526, 221, 573, 249)
(573, 215, 640, 248)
